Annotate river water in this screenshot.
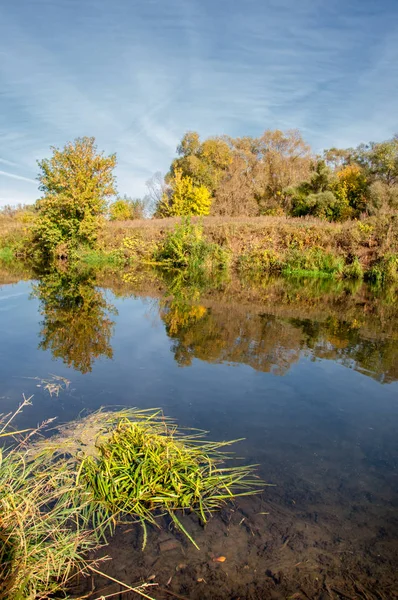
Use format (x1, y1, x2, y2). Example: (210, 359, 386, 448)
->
(0, 268, 397, 599)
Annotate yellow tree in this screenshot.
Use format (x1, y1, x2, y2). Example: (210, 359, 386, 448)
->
(334, 164, 368, 214)
(156, 168, 211, 216)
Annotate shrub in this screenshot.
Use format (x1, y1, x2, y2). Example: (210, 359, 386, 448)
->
(291, 190, 351, 221)
(0, 247, 14, 264)
(109, 196, 145, 221)
(154, 218, 229, 273)
(343, 256, 364, 279)
(238, 248, 281, 274)
(366, 254, 398, 284)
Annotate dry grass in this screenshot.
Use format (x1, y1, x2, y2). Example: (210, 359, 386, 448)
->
(0, 216, 24, 240)
(1, 213, 397, 276)
(102, 215, 384, 272)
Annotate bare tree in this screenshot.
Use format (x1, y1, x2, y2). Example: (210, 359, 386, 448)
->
(145, 171, 169, 217)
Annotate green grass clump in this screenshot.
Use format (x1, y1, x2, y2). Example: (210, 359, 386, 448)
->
(237, 247, 344, 279)
(74, 247, 124, 268)
(0, 403, 260, 597)
(154, 218, 230, 275)
(0, 246, 15, 264)
(343, 256, 364, 279)
(0, 399, 102, 600)
(80, 413, 259, 549)
(282, 247, 344, 279)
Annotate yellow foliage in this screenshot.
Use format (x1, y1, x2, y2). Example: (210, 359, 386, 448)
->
(335, 165, 368, 213)
(163, 302, 207, 335)
(161, 169, 211, 217)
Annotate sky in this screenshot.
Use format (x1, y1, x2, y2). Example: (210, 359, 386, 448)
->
(1, 0, 398, 206)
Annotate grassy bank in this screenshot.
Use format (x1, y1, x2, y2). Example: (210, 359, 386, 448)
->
(96, 215, 398, 282)
(2, 214, 398, 283)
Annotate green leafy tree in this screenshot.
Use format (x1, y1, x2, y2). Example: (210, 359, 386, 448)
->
(169, 132, 232, 194)
(287, 161, 343, 220)
(34, 137, 117, 257)
(359, 137, 398, 186)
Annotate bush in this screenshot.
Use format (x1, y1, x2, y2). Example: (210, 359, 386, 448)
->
(343, 256, 364, 279)
(154, 218, 229, 273)
(0, 247, 14, 264)
(238, 248, 281, 274)
(283, 247, 344, 278)
(291, 190, 351, 221)
(109, 196, 145, 221)
(366, 254, 398, 284)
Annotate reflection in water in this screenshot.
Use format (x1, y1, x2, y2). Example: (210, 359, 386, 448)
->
(32, 268, 117, 374)
(156, 276, 398, 382)
(29, 267, 398, 382)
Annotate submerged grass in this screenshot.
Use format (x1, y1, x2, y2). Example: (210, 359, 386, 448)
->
(0, 402, 260, 598)
(81, 414, 260, 549)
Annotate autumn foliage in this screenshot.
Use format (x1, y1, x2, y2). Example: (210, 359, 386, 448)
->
(34, 137, 117, 257)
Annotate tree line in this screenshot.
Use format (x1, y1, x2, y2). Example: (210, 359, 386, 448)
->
(155, 130, 398, 220)
(7, 131, 396, 258)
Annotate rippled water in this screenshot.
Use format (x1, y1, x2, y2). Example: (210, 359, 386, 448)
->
(1, 268, 397, 598)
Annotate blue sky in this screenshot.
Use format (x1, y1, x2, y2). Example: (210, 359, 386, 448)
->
(1, 0, 398, 206)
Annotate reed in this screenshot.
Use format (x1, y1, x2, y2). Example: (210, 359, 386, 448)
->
(80, 411, 260, 548)
(0, 397, 103, 600)
(0, 403, 260, 597)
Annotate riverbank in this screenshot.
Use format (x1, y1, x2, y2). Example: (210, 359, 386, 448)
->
(1, 214, 398, 282)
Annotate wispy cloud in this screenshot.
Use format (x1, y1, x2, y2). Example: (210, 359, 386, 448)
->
(0, 169, 36, 184)
(0, 0, 397, 205)
(0, 158, 18, 167)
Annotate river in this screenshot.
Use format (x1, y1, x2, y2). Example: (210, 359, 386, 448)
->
(0, 267, 397, 599)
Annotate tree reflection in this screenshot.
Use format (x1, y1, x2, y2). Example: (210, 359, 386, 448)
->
(157, 276, 398, 383)
(33, 267, 116, 373)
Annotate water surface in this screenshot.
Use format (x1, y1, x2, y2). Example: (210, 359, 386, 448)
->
(0, 269, 397, 599)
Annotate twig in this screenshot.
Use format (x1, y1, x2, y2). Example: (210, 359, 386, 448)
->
(88, 565, 158, 600)
(161, 588, 191, 600)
